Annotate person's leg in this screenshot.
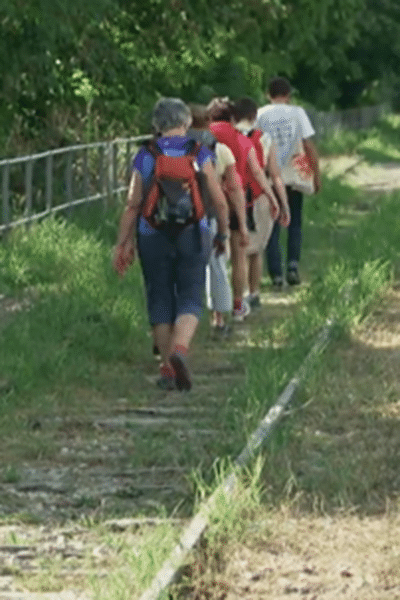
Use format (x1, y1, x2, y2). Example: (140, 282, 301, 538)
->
(230, 230, 250, 320)
(247, 195, 272, 304)
(210, 252, 232, 325)
(286, 188, 303, 283)
(138, 230, 176, 387)
(171, 222, 210, 390)
(265, 219, 283, 284)
(207, 219, 232, 328)
(248, 252, 263, 295)
(169, 314, 199, 353)
(153, 323, 173, 363)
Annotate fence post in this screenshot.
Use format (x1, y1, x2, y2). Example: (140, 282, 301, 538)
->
(45, 154, 53, 212)
(83, 147, 89, 199)
(1, 164, 10, 235)
(112, 141, 118, 205)
(65, 150, 73, 218)
(126, 140, 132, 185)
(25, 159, 34, 226)
(98, 144, 106, 213)
(106, 142, 113, 210)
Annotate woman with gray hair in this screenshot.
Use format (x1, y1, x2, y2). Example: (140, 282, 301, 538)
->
(113, 98, 229, 391)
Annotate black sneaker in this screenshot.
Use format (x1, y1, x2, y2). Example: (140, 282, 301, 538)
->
(287, 269, 301, 285)
(248, 295, 261, 309)
(153, 344, 161, 360)
(156, 376, 176, 391)
(212, 323, 232, 339)
(271, 276, 284, 289)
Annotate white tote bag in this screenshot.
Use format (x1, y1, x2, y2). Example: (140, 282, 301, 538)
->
(280, 120, 315, 195)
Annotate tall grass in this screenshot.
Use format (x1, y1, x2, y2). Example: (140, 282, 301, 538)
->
(0, 210, 148, 412)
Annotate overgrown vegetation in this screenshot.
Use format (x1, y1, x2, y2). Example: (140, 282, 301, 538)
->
(2, 0, 400, 154)
(319, 113, 400, 160)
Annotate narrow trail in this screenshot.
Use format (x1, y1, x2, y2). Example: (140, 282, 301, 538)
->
(0, 156, 400, 599)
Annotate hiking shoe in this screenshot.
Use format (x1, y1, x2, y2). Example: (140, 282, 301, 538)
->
(232, 300, 251, 322)
(271, 276, 284, 290)
(170, 353, 192, 391)
(156, 375, 176, 391)
(287, 269, 301, 286)
(248, 294, 261, 309)
(212, 323, 232, 339)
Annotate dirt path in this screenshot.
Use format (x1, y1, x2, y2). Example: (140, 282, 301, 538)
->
(1, 156, 400, 599)
(196, 285, 400, 600)
(322, 154, 400, 192)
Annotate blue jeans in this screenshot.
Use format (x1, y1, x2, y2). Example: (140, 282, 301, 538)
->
(137, 217, 213, 325)
(266, 187, 303, 278)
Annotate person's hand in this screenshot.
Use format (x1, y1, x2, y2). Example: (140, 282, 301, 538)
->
(113, 241, 134, 277)
(314, 174, 322, 194)
(213, 233, 228, 256)
(279, 204, 291, 227)
(268, 195, 280, 220)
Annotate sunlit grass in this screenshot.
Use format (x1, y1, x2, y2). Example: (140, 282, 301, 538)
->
(318, 113, 400, 161)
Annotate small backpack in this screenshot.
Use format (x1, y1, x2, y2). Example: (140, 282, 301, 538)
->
(141, 139, 206, 228)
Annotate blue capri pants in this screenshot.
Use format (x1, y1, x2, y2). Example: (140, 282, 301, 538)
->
(137, 217, 213, 325)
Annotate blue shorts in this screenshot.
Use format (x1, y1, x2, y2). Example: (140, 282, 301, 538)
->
(137, 217, 213, 325)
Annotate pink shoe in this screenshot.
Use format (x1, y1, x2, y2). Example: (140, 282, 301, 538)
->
(232, 299, 250, 322)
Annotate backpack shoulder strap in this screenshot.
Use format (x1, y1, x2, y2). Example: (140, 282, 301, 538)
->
(184, 138, 202, 159)
(142, 138, 163, 158)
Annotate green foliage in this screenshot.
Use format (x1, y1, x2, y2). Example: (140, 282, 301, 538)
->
(4, 0, 397, 152)
(318, 114, 400, 160)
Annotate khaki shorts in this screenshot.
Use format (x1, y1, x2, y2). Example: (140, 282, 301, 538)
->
(247, 194, 274, 255)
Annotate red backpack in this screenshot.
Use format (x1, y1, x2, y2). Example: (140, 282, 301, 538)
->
(141, 139, 206, 228)
(246, 129, 265, 203)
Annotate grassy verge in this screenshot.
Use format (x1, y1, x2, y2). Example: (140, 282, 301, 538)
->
(1, 140, 400, 596)
(0, 167, 398, 476)
(318, 113, 400, 163)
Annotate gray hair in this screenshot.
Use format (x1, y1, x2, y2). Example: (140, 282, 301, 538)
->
(152, 98, 192, 134)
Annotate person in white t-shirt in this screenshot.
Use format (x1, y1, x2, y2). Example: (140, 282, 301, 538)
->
(256, 77, 321, 287)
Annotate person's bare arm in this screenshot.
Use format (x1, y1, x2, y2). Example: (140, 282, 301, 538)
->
(113, 170, 142, 275)
(247, 147, 279, 218)
(267, 143, 290, 227)
(303, 137, 321, 193)
(223, 164, 249, 246)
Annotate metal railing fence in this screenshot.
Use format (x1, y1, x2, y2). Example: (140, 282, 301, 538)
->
(0, 135, 151, 234)
(308, 103, 390, 140)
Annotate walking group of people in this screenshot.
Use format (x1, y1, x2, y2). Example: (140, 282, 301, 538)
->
(113, 77, 321, 392)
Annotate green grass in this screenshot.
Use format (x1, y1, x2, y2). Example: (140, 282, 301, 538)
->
(318, 113, 400, 162)
(1, 123, 400, 597)
(0, 170, 397, 481)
